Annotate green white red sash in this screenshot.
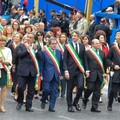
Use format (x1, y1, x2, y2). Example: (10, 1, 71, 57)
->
(65, 44, 85, 73)
(88, 48, 106, 88)
(0, 49, 12, 87)
(29, 46, 41, 90)
(88, 48, 105, 73)
(58, 43, 64, 55)
(113, 42, 120, 54)
(44, 46, 60, 74)
(24, 44, 41, 90)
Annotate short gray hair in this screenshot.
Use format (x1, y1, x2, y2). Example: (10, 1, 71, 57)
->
(48, 37, 57, 44)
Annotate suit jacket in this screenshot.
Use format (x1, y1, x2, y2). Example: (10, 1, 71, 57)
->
(89, 21, 96, 41)
(38, 15, 47, 30)
(85, 49, 106, 82)
(107, 45, 120, 83)
(63, 43, 87, 75)
(94, 24, 111, 44)
(41, 49, 63, 81)
(17, 44, 42, 77)
(7, 41, 15, 58)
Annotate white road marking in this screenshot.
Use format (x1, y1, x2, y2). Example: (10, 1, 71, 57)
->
(58, 115, 76, 120)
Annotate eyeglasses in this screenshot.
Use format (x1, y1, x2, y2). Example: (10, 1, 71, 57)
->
(37, 33, 43, 36)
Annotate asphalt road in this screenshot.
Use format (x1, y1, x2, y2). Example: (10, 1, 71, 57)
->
(0, 85, 120, 120)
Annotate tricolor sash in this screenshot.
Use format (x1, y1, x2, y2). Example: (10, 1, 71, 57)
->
(29, 46, 41, 90)
(58, 43, 64, 55)
(113, 42, 120, 54)
(24, 44, 41, 90)
(44, 46, 60, 74)
(88, 48, 106, 88)
(0, 49, 12, 86)
(88, 48, 105, 73)
(65, 44, 85, 73)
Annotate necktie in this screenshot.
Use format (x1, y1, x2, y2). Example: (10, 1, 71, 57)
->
(75, 43, 78, 54)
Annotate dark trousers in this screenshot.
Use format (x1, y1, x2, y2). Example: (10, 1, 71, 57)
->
(17, 75, 35, 109)
(11, 71, 18, 93)
(41, 75, 59, 109)
(66, 73, 84, 107)
(108, 83, 120, 105)
(60, 78, 66, 97)
(84, 76, 101, 109)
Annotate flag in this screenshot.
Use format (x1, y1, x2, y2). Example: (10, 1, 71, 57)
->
(23, 0, 28, 6)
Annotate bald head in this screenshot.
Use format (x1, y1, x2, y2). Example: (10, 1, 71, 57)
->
(24, 20, 30, 26)
(39, 22, 45, 31)
(90, 14, 95, 21)
(92, 39, 100, 49)
(92, 39, 99, 43)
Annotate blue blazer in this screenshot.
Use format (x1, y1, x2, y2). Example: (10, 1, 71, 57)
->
(41, 49, 63, 81)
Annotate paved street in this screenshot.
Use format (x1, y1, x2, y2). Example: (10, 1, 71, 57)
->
(0, 85, 120, 120)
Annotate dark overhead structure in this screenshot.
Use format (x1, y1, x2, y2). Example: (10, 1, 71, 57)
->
(46, 0, 75, 11)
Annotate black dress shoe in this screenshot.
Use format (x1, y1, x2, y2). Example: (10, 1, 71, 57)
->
(118, 96, 120, 103)
(41, 102, 46, 109)
(68, 106, 75, 112)
(107, 105, 112, 111)
(82, 99, 87, 109)
(16, 103, 22, 110)
(61, 95, 65, 98)
(73, 103, 81, 111)
(26, 108, 34, 112)
(48, 108, 55, 112)
(91, 108, 101, 112)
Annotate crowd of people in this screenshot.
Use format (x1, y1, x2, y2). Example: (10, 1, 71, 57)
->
(0, 0, 120, 114)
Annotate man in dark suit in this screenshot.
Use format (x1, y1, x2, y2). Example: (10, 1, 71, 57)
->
(38, 9, 47, 31)
(40, 37, 63, 112)
(16, 33, 42, 112)
(63, 30, 87, 112)
(106, 32, 120, 111)
(94, 18, 111, 45)
(82, 39, 106, 112)
(89, 14, 96, 41)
